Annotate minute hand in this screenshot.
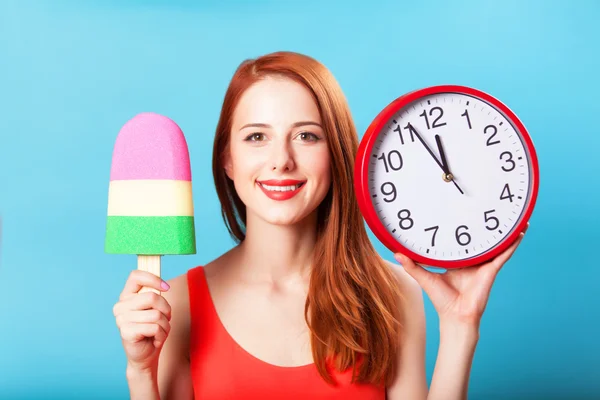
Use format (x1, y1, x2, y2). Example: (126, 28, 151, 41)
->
(407, 123, 444, 169)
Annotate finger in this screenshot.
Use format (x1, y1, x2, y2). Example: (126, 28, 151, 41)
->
(491, 232, 525, 271)
(115, 292, 172, 321)
(394, 253, 440, 290)
(116, 309, 172, 330)
(130, 292, 172, 320)
(121, 322, 169, 345)
(122, 270, 170, 298)
(120, 270, 170, 300)
(116, 313, 171, 345)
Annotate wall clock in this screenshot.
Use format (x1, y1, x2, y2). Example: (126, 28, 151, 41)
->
(355, 85, 539, 269)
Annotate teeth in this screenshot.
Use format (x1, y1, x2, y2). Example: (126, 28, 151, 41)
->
(260, 183, 302, 192)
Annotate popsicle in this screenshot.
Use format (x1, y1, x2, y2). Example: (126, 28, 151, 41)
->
(105, 112, 196, 294)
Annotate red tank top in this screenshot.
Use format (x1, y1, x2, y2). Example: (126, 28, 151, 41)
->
(187, 266, 387, 399)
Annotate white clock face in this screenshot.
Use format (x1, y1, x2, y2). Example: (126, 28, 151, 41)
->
(368, 92, 533, 263)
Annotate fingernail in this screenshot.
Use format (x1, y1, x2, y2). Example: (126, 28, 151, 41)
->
(161, 280, 170, 290)
(394, 253, 404, 263)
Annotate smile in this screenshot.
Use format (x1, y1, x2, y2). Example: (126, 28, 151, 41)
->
(256, 180, 306, 201)
(259, 183, 303, 192)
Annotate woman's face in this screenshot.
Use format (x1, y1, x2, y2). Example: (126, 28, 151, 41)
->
(225, 76, 331, 226)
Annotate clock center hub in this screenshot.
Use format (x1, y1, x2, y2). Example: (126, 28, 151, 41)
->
(443, 172, 454, 182)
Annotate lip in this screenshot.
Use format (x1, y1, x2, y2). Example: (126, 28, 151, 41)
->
(257, 179, 306, 201)
(257, 179, 306, 186)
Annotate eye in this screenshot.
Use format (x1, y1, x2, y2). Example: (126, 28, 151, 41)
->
(298, 131, 321, 142)
(244, 132, 265, 142)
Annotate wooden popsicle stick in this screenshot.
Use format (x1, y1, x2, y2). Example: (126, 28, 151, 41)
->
(138, 255, 162, 295)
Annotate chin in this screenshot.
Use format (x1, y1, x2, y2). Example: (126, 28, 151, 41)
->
(260, 212, 306, 226)
(248, 205, 316, 227)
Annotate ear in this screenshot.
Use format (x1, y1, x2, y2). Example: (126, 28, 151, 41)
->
(222, 148, 234, 180)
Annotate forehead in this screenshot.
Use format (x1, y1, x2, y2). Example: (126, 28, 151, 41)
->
(232, 76, 321, 127)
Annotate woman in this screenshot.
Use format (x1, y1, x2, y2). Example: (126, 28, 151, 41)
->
(113, 51, 527, 399)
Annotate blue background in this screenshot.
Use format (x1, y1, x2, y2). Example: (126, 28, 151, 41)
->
(1, 0, 598, 399)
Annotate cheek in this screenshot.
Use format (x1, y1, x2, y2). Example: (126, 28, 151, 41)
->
(229, 146, 265, 180)
(297, 147, 331, 192)
(301, 147, 331, 182)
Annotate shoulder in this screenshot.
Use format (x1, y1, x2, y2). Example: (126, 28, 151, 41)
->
(163, 255, 228, 321)
(160, 263, 214, 353)
(163, 263, 209, 318)
(384, 259, 424, 311)
(164, 272, 191, 309)
(383, 259, 426, 343)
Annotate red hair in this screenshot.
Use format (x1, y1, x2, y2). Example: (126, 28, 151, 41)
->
(212, 51, 404, 387)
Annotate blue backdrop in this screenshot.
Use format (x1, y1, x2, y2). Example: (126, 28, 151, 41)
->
(1, 0, 598, 399)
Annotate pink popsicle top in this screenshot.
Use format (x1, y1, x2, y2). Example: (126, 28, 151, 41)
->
(110, 112, 192, 181)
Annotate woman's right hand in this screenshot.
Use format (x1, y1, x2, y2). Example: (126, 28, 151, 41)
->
(113, 270, 173, 373)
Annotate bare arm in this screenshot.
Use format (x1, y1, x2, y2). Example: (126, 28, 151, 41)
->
(428, 321, 479, 400)
(126, 366, 160, 400)
(385, 262, 480, 400)
(385, 261, 429, 400)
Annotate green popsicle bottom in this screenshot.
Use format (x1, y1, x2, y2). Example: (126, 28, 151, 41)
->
(105, 216, 196, 255)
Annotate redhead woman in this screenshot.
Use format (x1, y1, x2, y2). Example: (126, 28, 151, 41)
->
(112, 51, 527, 399)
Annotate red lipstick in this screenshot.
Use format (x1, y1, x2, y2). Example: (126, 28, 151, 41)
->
(257, 179, 306, 201)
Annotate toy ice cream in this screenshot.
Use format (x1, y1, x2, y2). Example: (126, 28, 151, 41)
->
(105, 112, 196, 294)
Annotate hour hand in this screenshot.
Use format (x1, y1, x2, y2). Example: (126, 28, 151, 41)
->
(435, 134, 464, 195)
(435, 134, 450, 174)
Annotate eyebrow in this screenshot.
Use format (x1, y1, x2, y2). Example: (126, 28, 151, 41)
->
(239, 121, 322, 131)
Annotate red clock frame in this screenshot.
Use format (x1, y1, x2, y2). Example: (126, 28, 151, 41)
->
(354, 85, 540, 269)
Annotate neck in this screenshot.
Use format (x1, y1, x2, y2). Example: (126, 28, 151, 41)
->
(233, 210, 319, 284)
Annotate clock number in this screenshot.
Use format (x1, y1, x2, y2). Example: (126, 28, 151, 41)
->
(377, 150, 404, 173)
(424, 226, 439, 247)
(380, 182, 397, 203)
(500, 183, 515, 202)
(455, 225, 472, 246)
(500, 151, 516, 172)
(397, 209, 414, 230)
(484, 209, 500, 230)
(398, 124, 415, 145)
(419, 107, 446, 129)
(484, 125, 500, 146)
(461, 109, 472, 129)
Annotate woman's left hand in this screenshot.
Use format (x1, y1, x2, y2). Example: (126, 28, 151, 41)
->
(394, 223, 529, 327)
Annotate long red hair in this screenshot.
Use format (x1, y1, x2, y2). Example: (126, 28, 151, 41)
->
(212, 51, 404, 387)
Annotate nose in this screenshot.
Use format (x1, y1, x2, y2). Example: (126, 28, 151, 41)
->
(270, 138, 295, 172)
